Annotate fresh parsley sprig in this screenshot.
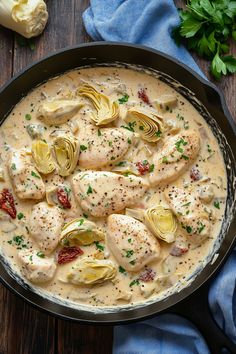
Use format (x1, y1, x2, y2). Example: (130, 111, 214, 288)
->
(173, 0, 236, 79)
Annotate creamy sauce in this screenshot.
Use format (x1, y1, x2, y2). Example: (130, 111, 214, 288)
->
(0, 67, 227, 308)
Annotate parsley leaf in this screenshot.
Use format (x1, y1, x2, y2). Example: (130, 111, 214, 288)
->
(118, 94, 129, 104)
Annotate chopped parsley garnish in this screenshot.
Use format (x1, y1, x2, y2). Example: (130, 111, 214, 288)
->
(83, 213, 88, 219)
(214, 201, 220, 209)
(177, 114, 184, 121)
(37, 251, 45, 258)
(207, 144, 212, 153)
(128, 238, 132, 243)
(183, 202, 191, 207)
(139, 125, 144, 131)
(129, 279, 140, 287)
(80, 145, 87, 151)
(182, 225, 192, 234)
(116, 161, 126, 167)
(119, 266, 126, 273)
(121, 121, 136, 132)
(87, 185, 93, 195)
(162, 156, 168, 163)
(8, 235, 27, 249)
(108, 141, 113, 146)
(149, 164, 155, 172)
(181, 154, 189, 160)
(175, 138, 188, 153)
(142, 160, 148, 165)
(118, 94, 129, 104)
(98, 129, 102, 136)
(95, 241, 105, 251)
(31, 171, 40, 179)
(198, 222, 205, 234)
(29, 255, 33, 262)
(155, 130, 162, 137)
(11, 163, 16, 170)
(127, 138, 132, 144)
(17, 212, 24, 220)
(25, 113, 32, 121)
(125, 250, 134, 258)
(77, 219, 84, 226)
(110, 156, 116, 160)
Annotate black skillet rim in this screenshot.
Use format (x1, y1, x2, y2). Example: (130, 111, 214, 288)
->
(0, 41, 235, 324)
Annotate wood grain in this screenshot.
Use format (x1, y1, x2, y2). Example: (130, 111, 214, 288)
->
(0, 0, 235, 353)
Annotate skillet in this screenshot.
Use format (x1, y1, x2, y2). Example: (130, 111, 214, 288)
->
(0, 42, 235, 353)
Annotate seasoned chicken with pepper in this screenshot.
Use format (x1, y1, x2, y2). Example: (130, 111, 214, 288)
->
(28, 202, 63, 254)
(18, 249, 56, 284)
(107, 214, 160, 272)
(149, 130, 200, 185)
(72, 171, 149, 217)
(165, 186, 211, 241)
(78, 126, 133, 169)
(8, 149, 45, 199)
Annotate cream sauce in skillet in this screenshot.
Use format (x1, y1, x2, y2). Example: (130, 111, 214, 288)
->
(0, 67, 227, 308)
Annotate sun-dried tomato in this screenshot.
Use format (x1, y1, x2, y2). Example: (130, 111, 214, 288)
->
(0, 189, 16, 219)
(136, 161, 150, 175)
(57, 187, 71, 209)
(139, 268, 156, 282)
(57, 246, 84, 265)
(170, 245, 188, 257)
(190, 167, 202, 181)
(138, 88, 151, 105)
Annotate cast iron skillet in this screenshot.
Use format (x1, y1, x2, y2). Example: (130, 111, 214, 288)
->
(0, 43, 236, 353)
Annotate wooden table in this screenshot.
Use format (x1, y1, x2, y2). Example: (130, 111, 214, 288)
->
(0, 1, 235, 353)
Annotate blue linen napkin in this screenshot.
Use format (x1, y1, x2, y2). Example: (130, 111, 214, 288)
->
(82, 1, 236, 353)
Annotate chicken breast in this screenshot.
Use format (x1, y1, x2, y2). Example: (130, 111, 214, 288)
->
(8, 149, 45, 200)
(78, 125, 133, 169)
(107, 214, 160, 272)
(165, 186, 211, 241)
(149, 130, 200, 185)
(18, 249, 56, 284)
(72, 171, 149, 217)
(29, 202, 63, 254)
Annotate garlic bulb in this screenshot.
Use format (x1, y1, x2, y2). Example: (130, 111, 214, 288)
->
(53, 135, 79, 177)
(0, 0, 48, 38)
(60, 218, 105, 246)
(31, 140, 55, 174)
(67, 258, 116, 285)
(124, 107, 164, 143)
(37, 100, 83, 125)
(78, 84, 119, 125)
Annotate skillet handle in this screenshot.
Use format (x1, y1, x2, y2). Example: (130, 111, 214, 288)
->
(169, 280, 236, 354)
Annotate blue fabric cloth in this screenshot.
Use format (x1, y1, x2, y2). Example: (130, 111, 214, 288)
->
(82, 0, 204, 77)
(82, 1, 235, 353)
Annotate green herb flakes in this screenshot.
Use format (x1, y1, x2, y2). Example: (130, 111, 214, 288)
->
(37, 251, 45, 258)
(87, 185, 93, 195)
(17, 212, 24, 220)
(119, 266, 126, 273)
(80, 145, 87, 151)
(25, 114, 32, 121)
(31, 171, 40, 179)
(118, 94, 129, 104)
(214, 201, 220, 209)
(95, 241, 105, 251)
(129, 279, 140, 287)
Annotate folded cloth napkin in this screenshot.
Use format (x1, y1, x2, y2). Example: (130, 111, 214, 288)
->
(83, 0, 204, 77)
(83, 1, 235, 353)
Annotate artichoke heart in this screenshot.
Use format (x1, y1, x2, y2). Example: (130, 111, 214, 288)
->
(53, 135, 79, 177)
(144, 205, 177, 243)
(78, 84, 119, 125)
(124, 107, 164, 143)
(61, 219, 105, 246)
(67, 258, 116, 285)
(31, 140, 55, 175)
(37, 99, 83, 125)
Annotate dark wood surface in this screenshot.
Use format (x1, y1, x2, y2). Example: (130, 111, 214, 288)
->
(0, 1, 235, 353)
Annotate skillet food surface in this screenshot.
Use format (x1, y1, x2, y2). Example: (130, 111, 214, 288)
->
(0, 66, 227, 309)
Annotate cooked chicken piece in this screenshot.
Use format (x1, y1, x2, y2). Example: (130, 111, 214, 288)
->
(78, 125, 133, 169)
(107, 214, 160, 272)
(165, 186, 211, 241)
(72, 171, 149, 217)
(29, 202, 63, 254)
(149, 130, 200, 185)
(8, 149, 45, 200)
(18, 249, 56, 284)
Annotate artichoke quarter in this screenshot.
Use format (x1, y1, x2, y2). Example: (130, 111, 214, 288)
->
(31, 140, 55, 174)
(37, 99, 83, 125)
(53, 135, 79, 177)
(78, 84, 119, 125)
(60, 218, 105, 246)
(124, 107, 165, 143)
(126, 205, 177, 243)
(67, 258, 116, 285)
